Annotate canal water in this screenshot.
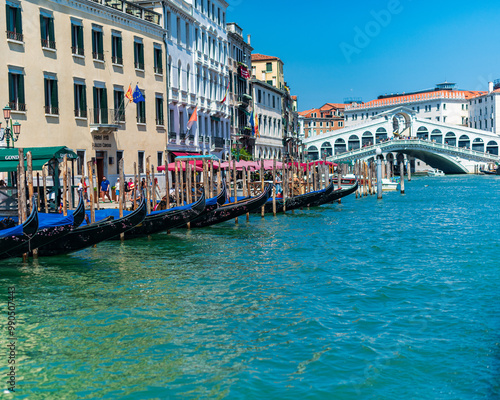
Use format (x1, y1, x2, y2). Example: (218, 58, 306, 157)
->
(1, 175, 499, 399)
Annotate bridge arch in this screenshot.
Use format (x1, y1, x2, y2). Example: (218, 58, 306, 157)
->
(376, 127, 388, 143)
(348, 135, 360, 151)
(417, 126, 429, 140)
(362, 131, 374, 147)
(334, 138, 346, 155)
(321, 142, 333, 158)
(392, 112, 411, 135)
(472, 138, 484, 152)
(445, 132, 456, 146)
(431, 129, 443, 143)
(307, 145, 319, 160)
(458, 134, 470, 149)
(487, 141, 498, 155)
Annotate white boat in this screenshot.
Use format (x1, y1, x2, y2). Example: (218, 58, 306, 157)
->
(428, 169, 445, 176)
(381, 178, 399, 191)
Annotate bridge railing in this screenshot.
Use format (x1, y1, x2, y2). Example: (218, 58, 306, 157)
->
(326, 138, 500, 162)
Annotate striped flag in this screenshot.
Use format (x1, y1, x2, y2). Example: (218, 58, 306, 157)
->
(187, 107, 198, 131)
(220, 80, 230, 104)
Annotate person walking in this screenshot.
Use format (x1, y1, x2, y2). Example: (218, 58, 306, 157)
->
(115, 178, 120, 202)
(128, 178, 135, 201)
(100, 176, 112, 203)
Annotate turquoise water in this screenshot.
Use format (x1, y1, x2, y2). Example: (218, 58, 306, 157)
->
(1, 175, 500, 399)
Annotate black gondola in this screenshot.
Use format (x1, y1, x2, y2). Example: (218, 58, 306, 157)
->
(37, 196, 147, 256)
(0, 198, 39, 256)
(189, 184, 273, 228)
(0, 194, 85, 259)
(252, 182, 334, 214)
(308, 181, 358, 207)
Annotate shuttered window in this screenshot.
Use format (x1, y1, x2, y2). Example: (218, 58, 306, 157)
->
(6, 3, 22, 41)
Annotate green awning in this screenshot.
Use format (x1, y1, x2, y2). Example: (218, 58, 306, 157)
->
(0, 146, 78, 172)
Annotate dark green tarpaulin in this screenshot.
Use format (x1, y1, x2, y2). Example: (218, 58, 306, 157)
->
(0, 146, 77, 172)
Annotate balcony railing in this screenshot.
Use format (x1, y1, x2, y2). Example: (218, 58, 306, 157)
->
(93, 52, 104, 61)
(95, 0, 162, 25)
(41, 39, 56, 50)
(44, 106, 59, 115)
(74, 109, 87, 118)
(112, 56, 123, 65)
(213, 137, 224, 148)
(156, 118, 164, 126)
(154, 67, 163, 74)
(137, 115, 146, 124)
(8, 102, 27, 112)
(188, 134, 194, 142)
(89, 108, 122, 125)
(72, 46, 84, 56)
(135, 61, 144, 70)
(179, 131, 187, 142)
(6, 30, 23, 42)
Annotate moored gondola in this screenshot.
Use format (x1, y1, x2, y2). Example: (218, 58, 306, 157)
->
(37, 196, 147, 256)
(308, 181, 358, 207)
(0, 198, 39, 256)
(189, 184, 273, 228)
(0, 194, 85, 259)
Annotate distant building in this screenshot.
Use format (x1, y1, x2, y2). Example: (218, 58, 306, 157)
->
(251, 53, 285, 91)
(468, 80, 500, 133)
(226, 22, 253, 157)
(344, 83, 484, 130)
(299, 103, 345, 139)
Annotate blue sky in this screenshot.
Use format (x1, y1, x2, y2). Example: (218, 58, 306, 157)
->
(227, 0, 500, 110)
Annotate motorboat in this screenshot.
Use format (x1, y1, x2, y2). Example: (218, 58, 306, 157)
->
(428, 169, 445, 176)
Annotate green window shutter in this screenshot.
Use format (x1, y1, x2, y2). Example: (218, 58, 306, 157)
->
(99, 33, 103, 54)
(8, 74, 14, 103)
(16, 7, 22, 34)
(93, 87, 98, 122)
(18, 74, 24, 104)
(48, 17, 55, 42)
(5, 5, 10, 31)
(82, 85, 87, 110)
(92, 31, 96, 54)
(78, 26, 84, 50)
(74, 83, 78, 110)
(71, 25, 76, 48)
(139, 44, 144, 64)
(102, 88, 108, 123)
(117, 37, 122, 59)
(158, 49, 163, 69)
(40, 14, 45, 39)
(52, 80, 58, 108)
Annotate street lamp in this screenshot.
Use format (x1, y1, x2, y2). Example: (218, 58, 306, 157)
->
(1, 105, 21, 148)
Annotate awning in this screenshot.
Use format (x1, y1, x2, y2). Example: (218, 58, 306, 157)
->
(0, 146, 78, 172)
(171, 152, 200, 157)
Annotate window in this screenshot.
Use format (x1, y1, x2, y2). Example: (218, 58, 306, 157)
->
(44, 74, 58, 115)
(153, 45, 162, 74)
(71, 21, 84, 56)
(73, 80, 87, 118)
(6, 3, 23, 41)
(266, 62, 272, 72)
(155, 95, 164, 125)
(138, 151, 145, 174)
(443, 103, 446, 110)
(258, 89, 261, 103)
(113, 88, 124, 122)
(339, 121, 343, 127)
(92, 26, 104, 61)
(157, 152, 163, 169)
(266, 80, 273, 85)
(111, 33, 123, 65)
(76, 150, 85, 175)
(92, 86, 108, 124)
(40, 11, 55, 49)
(136, 90, 146, 123)
(116, 151, 123, 174)
(134, 39, 144, 70)
(8, 69, 25, 111)
(176, 17, 181, 45)
(166, 11, 171, 38)
(185, 22, 190, 49)
(195, 28, 199, 50)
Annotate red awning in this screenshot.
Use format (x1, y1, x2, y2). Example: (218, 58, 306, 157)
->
(172, 152, 200, 157)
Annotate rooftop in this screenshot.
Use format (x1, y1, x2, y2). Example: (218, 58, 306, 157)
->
(93, 0, 162, 25)
(252, 53, 283, 63)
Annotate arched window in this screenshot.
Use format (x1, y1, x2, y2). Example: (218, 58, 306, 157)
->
(362, 131, 374, 147)
(458, 134, 470, 149)
(431, 129, 442, 143)
(308, 146, 319, 160)
(472, 138, 484, 152)
(445, 132, 456, 146)
(486, 141, 498, 155)
(334, 138, 346, 154)
(321, 142, 333, 158)
(417, 126, 429, 140)
(376, 127, 387, 143)
(348, 135, 360, 150)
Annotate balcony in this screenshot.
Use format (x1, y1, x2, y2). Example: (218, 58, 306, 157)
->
(168, 131, 177, 143)
(72, 46, 85, 56)
(74, 109, 87, 118)
(8, 102, 27, 112)
(213, 137, 224, 149)
(180, 91, 188, 105)
(93, 0, 162, 25)
(170, 88, 179, 103)
(112, 56, 123, 65)
(135, 61, 144, 70)
(154, 66, 163, 75)
(179, 131, 187, 143)
(238, 93, 252, 107)
(89, 108, 120, 134)
(6, 30, 23, 42)
(44, 106, 59, 115)
(93, 52, 104, 61)
(41, 39, 56, 50)
(136, 115, 146, 124)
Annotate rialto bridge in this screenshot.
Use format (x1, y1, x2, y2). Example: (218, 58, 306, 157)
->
(303, 107, 500, 173)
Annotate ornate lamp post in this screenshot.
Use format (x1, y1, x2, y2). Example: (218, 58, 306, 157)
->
(0, 106, 21, 148)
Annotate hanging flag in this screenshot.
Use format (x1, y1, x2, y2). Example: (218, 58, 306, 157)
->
(250, 111, 260, 137)
(187, 106, 198, 131)
(125, 85, 133, 103)
(239, 65, 250, 79)
(250, 111, 256, 136)
(133, 85, 145, 103)
(255, 113, 260, 137)
(220, 80, 230, 104)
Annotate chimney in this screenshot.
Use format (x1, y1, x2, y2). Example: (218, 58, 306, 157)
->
(488, 81, 494, 93)
(247, 34, 251, 45)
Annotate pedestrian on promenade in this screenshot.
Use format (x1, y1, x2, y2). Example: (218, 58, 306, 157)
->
(128, 178, 135, 201)
(115, 178, 120, 202)
(100, 176, 112, 203)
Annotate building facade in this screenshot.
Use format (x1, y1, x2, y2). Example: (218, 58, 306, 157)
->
(226, 22, 253, 157)
(2, 0, 167, 182)
(468, 81, 500, 133)
(251, 53, 285, 90)
(299, 103, 345, 139)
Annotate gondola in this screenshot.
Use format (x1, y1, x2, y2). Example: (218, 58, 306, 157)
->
(0, 199, 39, 256)
(37, 196, 147, 256)
(178, 182, 227, 228)
(0, 195, 85, 259)
(189, 184, 273, 228)
(308, 181, 358, 207)
(90, 192, 206, 239)
(252, 182, 334, 214)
